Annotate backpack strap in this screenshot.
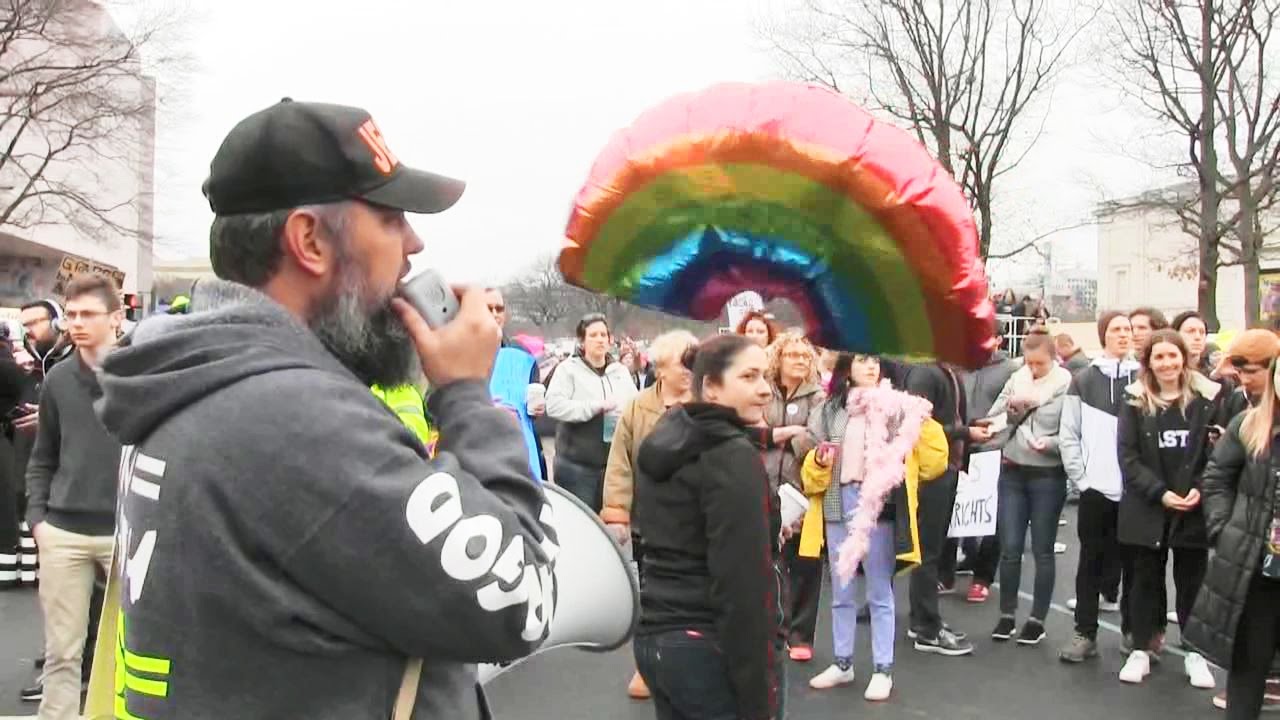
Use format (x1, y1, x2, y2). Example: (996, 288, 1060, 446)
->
(393, 658, 423, 720)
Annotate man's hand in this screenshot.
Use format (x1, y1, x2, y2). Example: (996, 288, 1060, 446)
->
(597, 398, 618, 415)
(392, 287, 501, 387)
(527, 399, 546, 417)
(12, 403, 37, 433)
(1029, 437, 1049, 452)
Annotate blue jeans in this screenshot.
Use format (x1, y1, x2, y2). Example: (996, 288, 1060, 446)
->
(997, 463, 1066, 620)
(825, 483, 896, 669)
(634, 630, 787, 720)
(552, 455, 604, 514)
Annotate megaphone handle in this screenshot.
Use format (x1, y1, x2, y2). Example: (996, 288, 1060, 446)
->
(392, 658, 423, 720)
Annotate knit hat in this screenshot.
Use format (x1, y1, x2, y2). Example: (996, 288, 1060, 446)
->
(1225, 329, 1280, 366)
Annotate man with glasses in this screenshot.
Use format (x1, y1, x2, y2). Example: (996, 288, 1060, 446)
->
(485, 288, 547, 480)
(25, 275, 124, 720)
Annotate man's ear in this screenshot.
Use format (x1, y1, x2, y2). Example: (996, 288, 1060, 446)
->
(280, 208, 336, 279)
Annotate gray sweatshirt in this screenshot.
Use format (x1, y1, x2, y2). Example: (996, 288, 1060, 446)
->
(95, 291, 558, 720)
(25, 352, 121, 535)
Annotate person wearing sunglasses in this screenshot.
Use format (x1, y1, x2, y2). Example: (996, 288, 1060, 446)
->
(484, 288, 547, 481)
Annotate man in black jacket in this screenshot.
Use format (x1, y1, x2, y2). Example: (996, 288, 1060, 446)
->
(897, 361, 974, 656)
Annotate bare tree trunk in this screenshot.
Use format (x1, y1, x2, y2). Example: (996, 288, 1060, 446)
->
(1240, 194, 1261, 327)
(1197, 0, 1222, 331)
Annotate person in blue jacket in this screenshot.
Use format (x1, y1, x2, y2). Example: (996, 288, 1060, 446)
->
(485, 288, 547, 480)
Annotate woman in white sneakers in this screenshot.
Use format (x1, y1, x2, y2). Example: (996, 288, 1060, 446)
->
(803, 354, 948, 701)
(1116, 329, 1218, 689)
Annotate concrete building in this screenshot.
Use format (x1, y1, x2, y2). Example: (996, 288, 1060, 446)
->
(1096, 182, 1280, 330)
(0, 0, 156, 309)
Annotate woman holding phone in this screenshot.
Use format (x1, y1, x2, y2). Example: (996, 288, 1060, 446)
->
(971, 331, 1072, 645)
(803, 353, 948, 702)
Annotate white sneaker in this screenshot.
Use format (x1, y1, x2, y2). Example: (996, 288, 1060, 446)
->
(1067, 597, 1077, 610)
(1185, 652, 1216, 689)
(810, 664, 856, 689)
(1054, 542, 1067, 554)
(1168, 610, 1180, 624)
(864, 673, 893, 701)
(1099, 598, 1121, 613)
(1119, 650, 1151, 684)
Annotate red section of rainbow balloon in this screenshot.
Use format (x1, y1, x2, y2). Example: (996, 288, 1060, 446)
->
(560, 81, 996, 368)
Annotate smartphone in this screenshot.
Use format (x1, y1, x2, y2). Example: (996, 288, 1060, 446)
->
(399, 269, 459, 329)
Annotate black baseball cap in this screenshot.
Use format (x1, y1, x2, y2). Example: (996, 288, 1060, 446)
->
(202, 98, 465, 216)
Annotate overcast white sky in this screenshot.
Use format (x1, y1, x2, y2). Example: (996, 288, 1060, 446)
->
(133, 0, 1171, 289)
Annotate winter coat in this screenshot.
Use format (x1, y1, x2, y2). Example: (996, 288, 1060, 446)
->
(1184, 412, 1280, 673)
(762, 381, 823, 494)
(1060, 358, 1141, 501)
(601, 381, 671, 526)
(634, 403, 784, 720)
(804, 396, 949, 569)
(545, 354, 639, 469)
(984, 364, 1072, 467)
(1116, 376, 1220, 550)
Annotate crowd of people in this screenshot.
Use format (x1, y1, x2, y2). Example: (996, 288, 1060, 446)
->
(1, 95, 1278, 720)
(531, 305, 1280, 720)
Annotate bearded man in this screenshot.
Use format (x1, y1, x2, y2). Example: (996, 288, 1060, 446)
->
(93, 99, 558, 719)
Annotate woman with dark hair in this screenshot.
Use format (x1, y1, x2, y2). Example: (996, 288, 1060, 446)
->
(632, 334, 786, 720)
(736, 310, 778, 348)
(545, 313, 638, 512)
(803, 353, 949, 701)
(1116, 329, 1219, 688)
(1172, 310, 1211, 376)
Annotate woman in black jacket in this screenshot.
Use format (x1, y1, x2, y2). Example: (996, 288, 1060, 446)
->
(632, 334, 786, 720)
(1185, 353, 1280, 720)
(1116, 330, 1218, 689)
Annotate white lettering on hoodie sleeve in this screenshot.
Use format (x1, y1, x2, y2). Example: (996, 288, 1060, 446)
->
(406, 472, 560, 642)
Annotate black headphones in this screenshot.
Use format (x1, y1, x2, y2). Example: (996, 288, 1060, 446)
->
(38, 299, 67, 334)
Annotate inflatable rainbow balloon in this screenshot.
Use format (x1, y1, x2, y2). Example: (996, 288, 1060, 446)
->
(559, 81, 996, 368)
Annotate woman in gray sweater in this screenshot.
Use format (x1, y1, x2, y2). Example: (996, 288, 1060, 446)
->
(971, 332, 1072, 646)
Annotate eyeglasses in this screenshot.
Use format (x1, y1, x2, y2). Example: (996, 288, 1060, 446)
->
(782, 351, 811, 361)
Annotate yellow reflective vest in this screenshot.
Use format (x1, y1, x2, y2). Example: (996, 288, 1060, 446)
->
(371, 384, 438, 456)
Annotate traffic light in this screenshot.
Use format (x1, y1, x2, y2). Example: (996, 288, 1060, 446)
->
(123, 293, 143, 321)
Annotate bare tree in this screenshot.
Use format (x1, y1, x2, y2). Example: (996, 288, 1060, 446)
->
(1110, 0, 1280, 329)
(501, 254, 572, 327)
(0, 0, 187, 248)
(762, 0, 1094, 259)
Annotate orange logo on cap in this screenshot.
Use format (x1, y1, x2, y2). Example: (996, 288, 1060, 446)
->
(357, 118, 400, 175)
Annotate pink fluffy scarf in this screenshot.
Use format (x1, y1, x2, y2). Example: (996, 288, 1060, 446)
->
(834, 380, 934, 586)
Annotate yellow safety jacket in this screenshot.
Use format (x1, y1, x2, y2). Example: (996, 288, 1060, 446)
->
(371, 384, 438, 456)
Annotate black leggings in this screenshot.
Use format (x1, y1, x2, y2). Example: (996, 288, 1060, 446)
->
(1126, 545, 1206, 649)
(1227, 575, 1280, 720)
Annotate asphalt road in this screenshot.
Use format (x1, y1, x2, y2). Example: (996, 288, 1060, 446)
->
(0, 502, 1227, 719)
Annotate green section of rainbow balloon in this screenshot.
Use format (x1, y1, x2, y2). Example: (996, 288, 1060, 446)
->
(579, 162, 940, 355)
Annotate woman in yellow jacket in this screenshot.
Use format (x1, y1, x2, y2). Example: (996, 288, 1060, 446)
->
(800, 354, 948, 702)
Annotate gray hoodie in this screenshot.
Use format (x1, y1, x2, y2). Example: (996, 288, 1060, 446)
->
(95, 290, 558, 720)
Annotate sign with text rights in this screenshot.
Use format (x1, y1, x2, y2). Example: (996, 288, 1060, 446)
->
(949, 450, 1000, 538)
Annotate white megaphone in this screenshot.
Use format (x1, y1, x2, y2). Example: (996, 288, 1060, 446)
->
(477, 483, 639, 684)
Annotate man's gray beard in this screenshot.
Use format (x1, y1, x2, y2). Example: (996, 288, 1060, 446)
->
(309, 274, 419, 389)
